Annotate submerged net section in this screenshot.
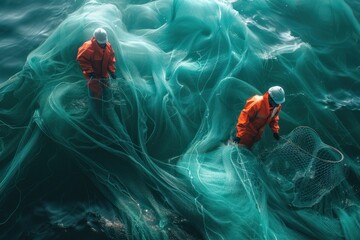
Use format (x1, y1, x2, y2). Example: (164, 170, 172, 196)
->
(265, 126, 344, 208)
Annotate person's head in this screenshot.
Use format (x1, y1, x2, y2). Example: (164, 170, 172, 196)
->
(93, 28, 108, 48)
(268, 86, 285, 107)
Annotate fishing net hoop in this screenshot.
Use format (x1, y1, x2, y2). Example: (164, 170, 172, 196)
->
(280, 126, 344, 164)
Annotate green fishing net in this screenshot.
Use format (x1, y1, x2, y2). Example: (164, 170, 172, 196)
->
(265, 126, 344, 208)
(0, 0, 359, 239)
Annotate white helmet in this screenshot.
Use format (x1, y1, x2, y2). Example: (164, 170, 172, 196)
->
(93, 28, 108, 44)
(268, 86, 285, 104)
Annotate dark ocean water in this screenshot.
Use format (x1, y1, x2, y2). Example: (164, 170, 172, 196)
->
(0, 0, 360, 239)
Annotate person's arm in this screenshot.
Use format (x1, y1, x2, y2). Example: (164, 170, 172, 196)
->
(108, 46, 116, 78)
(76, 45, 94, 79)
(269, 106, 281, 134)
(236, 100, 258, 138)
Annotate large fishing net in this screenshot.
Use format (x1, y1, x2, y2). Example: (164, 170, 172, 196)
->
(265, 126, 345, 208)
(1, 0, 360, 239)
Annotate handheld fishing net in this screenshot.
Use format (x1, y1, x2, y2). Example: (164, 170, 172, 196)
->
(265, 126, 344, 208)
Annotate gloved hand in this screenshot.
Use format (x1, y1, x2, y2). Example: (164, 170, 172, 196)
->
(89, 72, 95, 79)
(110, 72, 117, 80)
(233, 137, 241, 144)
(273, 132, 280, 140)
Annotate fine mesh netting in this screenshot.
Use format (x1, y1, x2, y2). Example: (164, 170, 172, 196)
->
(265, 126, 345, 208)
(1, 0, 360, 239)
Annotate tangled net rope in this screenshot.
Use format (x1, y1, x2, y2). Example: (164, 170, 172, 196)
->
(265, 126, 344, 208)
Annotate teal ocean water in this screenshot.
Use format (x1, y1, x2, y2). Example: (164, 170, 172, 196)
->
(1, 0, 360, 239)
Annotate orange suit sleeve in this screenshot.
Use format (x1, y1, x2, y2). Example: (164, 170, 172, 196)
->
(108, 46, 116, 74)
(269, 106, 281, 133)
(76, 43, 94, 79)
(236, 99, 259, 138)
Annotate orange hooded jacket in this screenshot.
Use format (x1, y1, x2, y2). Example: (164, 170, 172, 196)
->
(236, 92, 281, 148)
(76, 37, 116, 97)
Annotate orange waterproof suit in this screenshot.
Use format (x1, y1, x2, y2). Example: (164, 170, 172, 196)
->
(236, 92, 281, 148)
(76, 37, 116, 98)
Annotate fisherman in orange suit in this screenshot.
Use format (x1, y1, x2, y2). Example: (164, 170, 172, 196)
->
(233, 86, 285, 149)
(77, 28, 116, 116)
